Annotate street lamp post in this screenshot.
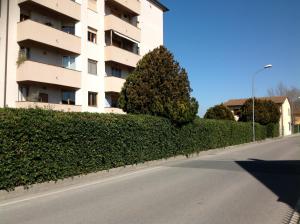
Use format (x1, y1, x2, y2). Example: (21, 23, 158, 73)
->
(252, 64, 272, 142)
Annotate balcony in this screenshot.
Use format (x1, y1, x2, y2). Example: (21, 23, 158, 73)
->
(17, 20, 81, 55)
(16, 101, 82, 112)
(88, 0, 97, 12)
(105, 46, 140, 68)
(104, 107, 126, 114)
(106, 0, 140, 15)
(105, 76, 126, 93)
(18, 0, 81, 21)
(105, 14, 140, 42)
(17, 60, 81, 89)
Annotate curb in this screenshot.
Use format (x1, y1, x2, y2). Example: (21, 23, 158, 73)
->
(0, 134, 299, 203)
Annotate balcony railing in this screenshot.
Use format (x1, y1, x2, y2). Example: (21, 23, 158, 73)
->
(105, 76, 126, 93)
(16, 101, 82, 112)
(18, 0, 81, 21)
(88, 0, 97, 12)
(17, 60, 81, 89)
(105, 14, 141, 42)
(106, 0, 140, 15)
(105, 46, 140, 68)
(17, 20, 81, 55)
(104, 107, 126, 114)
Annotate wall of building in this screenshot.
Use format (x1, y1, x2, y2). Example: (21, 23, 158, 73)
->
(139, 0, 164, 55)
(105, 64, 130, 79)
(30, 11, 62, 30)
(295, 115, 300, 125)
(75, 0, 105, 113)
(22, 85, 63, 104)
(0, 0, 8, 107)
(29, 47, 62, 67)
(281, 99, 292, 136)
(0, 0, 166, 113)
(5, 0, 19, 108)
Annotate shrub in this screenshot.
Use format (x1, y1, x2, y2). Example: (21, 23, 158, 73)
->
(204, 104, 235, 121)
(119, 46, 198, 125)
(293, 125, 300, 134)
(239, 98, 281, 125)
(266, 123, 279, 138)
(0, 108, 274, 190)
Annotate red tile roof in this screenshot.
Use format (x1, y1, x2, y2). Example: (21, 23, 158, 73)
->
(224, 96, 288, 107)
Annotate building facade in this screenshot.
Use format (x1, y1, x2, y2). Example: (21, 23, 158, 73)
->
(294, 109, 300, 125)
(0, 0, 168, 113)
(224, 96, 292, 136)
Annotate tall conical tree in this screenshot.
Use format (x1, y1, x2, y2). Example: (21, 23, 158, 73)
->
(119, 46, 198, 125)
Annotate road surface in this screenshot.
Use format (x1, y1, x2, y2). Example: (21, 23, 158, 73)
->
(1, 136, 300, 224)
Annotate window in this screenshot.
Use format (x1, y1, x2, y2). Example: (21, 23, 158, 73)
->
(20, 47, 30, 59)
(38, 93, 48, 103)
(112, 67, 122, 78)
(88, 27, 97, 43)
(20, 13, 30, 22)
(44, 22, 53, 27)
(88, 59, 97, 75)
(19, 86, 29, 101)
(105, 92, 119, 108)
(88, 92, 97, 107)
(62, 26, 75, 35)
(62, 91, 75, 105)
(62, 56, 76, 70)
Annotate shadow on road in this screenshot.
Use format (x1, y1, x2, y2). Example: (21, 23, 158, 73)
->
(236, 159, 300, 210)
(167, 159, 300, 210)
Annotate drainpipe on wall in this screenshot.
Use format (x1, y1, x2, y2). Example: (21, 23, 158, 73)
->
(3, 0, 10, 107)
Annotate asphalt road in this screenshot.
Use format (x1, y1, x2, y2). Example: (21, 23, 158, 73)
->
(1, 136, 300, 224)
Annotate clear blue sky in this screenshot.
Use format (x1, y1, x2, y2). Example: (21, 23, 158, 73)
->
(161, 0, 300, 116)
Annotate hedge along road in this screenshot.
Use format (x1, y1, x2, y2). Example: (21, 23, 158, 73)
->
(0, 108, 274, 191)
(1, 135, 300, 224)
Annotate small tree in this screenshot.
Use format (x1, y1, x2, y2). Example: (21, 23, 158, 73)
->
(204, 104, 235, 121)
(119, 46, 198, 125)
(239, 98, 280, 125)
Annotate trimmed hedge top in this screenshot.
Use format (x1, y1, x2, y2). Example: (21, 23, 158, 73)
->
(0, 108, 273, 190)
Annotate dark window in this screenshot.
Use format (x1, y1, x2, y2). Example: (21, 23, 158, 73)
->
(20, 13, 30, 22)
(19, 86, 29, 101)
(62, 26, 75, 35)
(106, 92, 120, 108)
(112, 67, 122, 78)
(62, 91, 75, 105)
(20, 47, 30, 59)
(45, 22, 53, 27)
(88, 27, 97, 43)
(38, 93, 48, 103)
(88, 92, 97, 107)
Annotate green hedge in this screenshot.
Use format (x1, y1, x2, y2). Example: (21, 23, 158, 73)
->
(293, 125, 300, 134)
(266, 123, 280, 138)
(0, 108, 274, 190)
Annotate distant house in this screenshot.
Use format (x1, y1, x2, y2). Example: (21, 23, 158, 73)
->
(294, 108, 300, 125)
(224, 96, 292, 136)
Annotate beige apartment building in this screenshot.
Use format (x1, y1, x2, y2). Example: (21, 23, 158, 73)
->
(0, 0, 168, 113)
